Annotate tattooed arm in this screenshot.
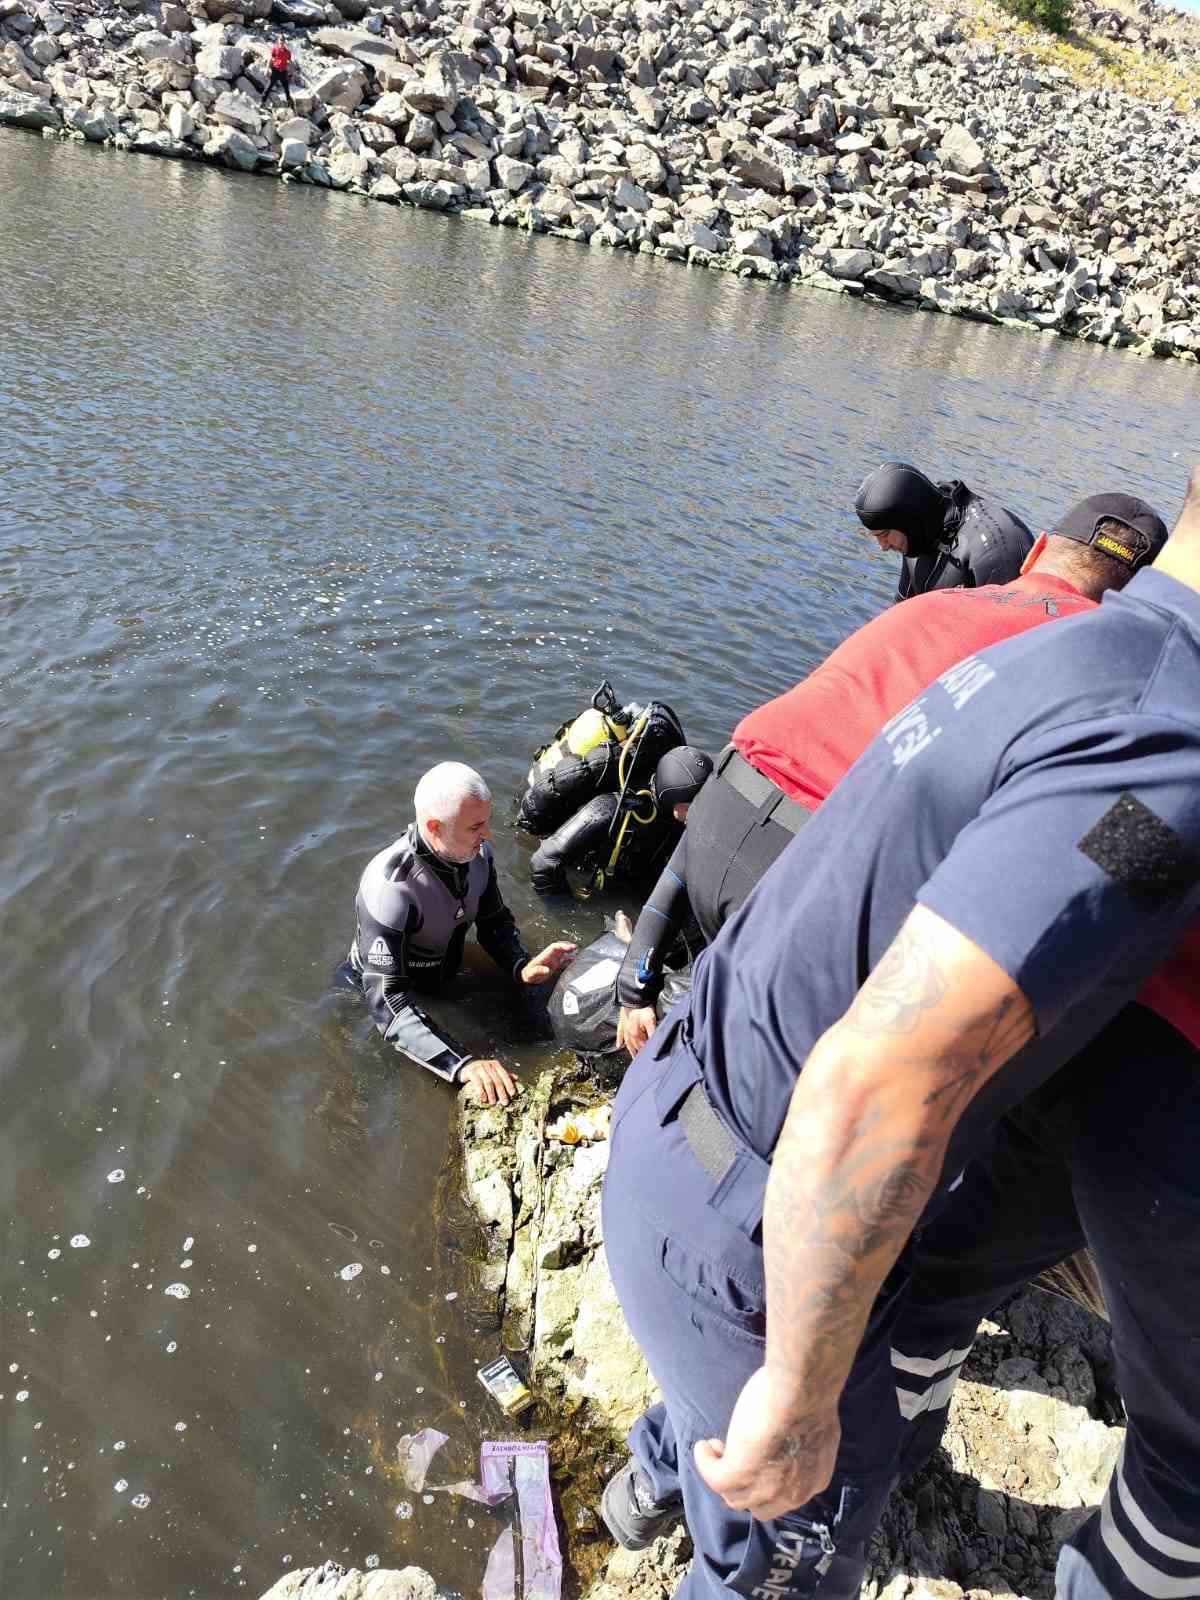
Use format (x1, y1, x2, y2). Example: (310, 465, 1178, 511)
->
(695, 902, 1034, 1520)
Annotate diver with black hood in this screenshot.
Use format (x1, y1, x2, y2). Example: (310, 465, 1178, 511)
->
(855, 461, 1034, 601)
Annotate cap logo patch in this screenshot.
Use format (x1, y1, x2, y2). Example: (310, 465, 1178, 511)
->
(1095, 533, 1136, 563)
(1077, 792, 1200, 907)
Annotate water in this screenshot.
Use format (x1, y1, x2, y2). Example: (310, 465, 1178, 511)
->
(2, 133, 1196, 1598)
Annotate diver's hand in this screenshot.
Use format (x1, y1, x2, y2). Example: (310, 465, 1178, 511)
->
(460, 1059, 521, 1107)
(520, 941, 578, 984)
(617, 1004, 658, 1058)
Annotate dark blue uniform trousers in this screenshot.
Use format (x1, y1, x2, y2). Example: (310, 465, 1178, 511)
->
(603, 1026, 905, 1600)
(892, 1006, 1200, 1600)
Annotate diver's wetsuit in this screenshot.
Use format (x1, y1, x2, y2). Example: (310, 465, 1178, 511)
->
(896, 486, 1035, 601)
(530, 791, 682, 896)
(339, 824, 528, 1082)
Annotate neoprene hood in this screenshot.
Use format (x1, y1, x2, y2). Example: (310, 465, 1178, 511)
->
(653, 746, 713, 810)
(855, 463, 952, 556)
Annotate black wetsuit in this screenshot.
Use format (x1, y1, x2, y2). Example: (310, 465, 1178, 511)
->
(530, 791, 682, 897)
(339, 824, 528, 1082)
(612, 755, 804, 1013)
(896, 485, 1034, 601)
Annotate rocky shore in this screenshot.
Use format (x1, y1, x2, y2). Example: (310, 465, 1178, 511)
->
(5, 0, 1200, 358)
(456, 1061, 1124, 1600)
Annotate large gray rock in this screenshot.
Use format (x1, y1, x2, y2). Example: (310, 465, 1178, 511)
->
(626, 142, 666, 189)
(0, 90, 59, 128)
(629, 85, 666, 129)
(27, 33, 59, 66)
(573, 41, 618, 75)
(271, 0, 325, 21)
(866, 263, 921, 298)
(204, 125, 259, 169)
(732, 226, 773, 259)
(259, 1562, 439, 1600)
(402, 58, 461, 115)
(681, 89, 716, 123)
(404, 112, 435, 149)
(939, 122, 988, 176)
(312, 28, 398, 72)
(194, 43, 244, 80)
(214, 90, 262, 132)
(826, 247, 874, 279)
(133, 29, 191, 65)
(64, 102, 117, 140)
(726, 138, 782, 192)
(675, 217, 722, 252)
(276, 115, 316, 144)
(494, 153, 533, 190)
(311, 66, 365, 111)
(159, 3, 192, 32)
(613, 173, 650, 211)
(362, 92, 408, 129)
(166, 102, 194, 140)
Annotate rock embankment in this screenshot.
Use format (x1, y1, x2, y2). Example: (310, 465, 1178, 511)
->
(259, 1559, 439, 1598)
(460, 1061, 1124, 1600)
(4, 0, 1200, 358)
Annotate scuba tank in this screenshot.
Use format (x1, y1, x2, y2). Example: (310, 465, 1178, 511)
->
(518, 681, 686, 837)
(527, 681, 631, 786)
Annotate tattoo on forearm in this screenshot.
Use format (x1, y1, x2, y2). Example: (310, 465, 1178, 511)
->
(763, 917, 1034, 1406)
(845, 925, 948, 1037)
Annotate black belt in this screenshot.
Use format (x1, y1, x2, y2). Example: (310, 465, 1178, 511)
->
(716, 747, 812, 837)
(678, 1080, 738, 1183)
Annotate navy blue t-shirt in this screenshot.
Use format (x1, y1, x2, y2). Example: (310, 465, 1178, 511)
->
(689, 569, 1200, 1187)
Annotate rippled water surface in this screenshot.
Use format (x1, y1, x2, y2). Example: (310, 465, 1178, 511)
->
(2, 133, 1197, 1599)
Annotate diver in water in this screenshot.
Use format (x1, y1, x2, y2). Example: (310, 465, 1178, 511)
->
(336, 762, 576, 1106)
(855, 460, 1034, 601)
(530, 746, 713, 897)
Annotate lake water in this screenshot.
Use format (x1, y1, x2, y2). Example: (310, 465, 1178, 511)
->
(1, 132, 1195, 1599)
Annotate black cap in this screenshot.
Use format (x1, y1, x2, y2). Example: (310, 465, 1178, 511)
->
(1050, 494, 1168, 573)
(653, 746, 713, 810)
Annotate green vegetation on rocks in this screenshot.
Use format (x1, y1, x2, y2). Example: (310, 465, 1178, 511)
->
(999, 0, 1073, 38)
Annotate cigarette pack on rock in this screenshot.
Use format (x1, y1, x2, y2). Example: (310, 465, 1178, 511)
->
(477, 1354, 534, 1417)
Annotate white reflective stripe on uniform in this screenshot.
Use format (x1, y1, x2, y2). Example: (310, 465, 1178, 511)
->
(1100, 1488, 1200, 1598)
(890, 1343, 973, 1379)
(895, 1370, 959, 1421)
(1108, 1448, 1200, 1566)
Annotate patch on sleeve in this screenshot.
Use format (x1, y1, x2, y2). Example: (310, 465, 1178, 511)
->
(1077, 793, 1200, 907)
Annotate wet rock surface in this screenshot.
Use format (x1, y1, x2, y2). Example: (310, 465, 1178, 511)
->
(4, 0, 1200, 358)
(457, 1063, 1122, 1600)
(259, 1560, 440, 1599)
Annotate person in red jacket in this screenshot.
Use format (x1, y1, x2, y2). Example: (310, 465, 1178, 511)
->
(615, 492, 1172, 1056)
(265, 38, 295, 108)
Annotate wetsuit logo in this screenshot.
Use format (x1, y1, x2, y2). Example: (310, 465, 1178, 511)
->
(368, 937, 395, 968)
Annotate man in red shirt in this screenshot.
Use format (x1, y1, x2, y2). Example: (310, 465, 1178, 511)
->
(265, 38, 296, 108)
(615, 492, 1171, 1055)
